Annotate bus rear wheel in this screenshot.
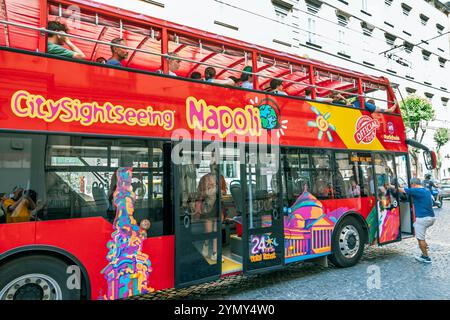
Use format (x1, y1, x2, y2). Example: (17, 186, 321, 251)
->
(0, 255, 80, 300)
(329, 216, 365, 268)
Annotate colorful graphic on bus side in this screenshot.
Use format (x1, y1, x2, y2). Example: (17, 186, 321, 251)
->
(354, 115, 380, 144)
(250, 233, 279, 262)
(377, 194, 400, 243)
(307, 106, 336, 142)
(284, 190, 349, 263)
(101, 167, 154, 300)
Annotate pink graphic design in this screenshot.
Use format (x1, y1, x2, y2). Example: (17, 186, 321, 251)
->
(378, 196, 400, 243)
(284, 189, 349, 262)
(101, 167, 154, 300)
(354, 115, 380, 144)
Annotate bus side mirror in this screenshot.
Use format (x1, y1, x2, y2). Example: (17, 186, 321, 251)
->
(424, 151, 437, 170)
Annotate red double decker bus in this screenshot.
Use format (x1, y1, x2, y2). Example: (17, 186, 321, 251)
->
(0, 0, 436, 300)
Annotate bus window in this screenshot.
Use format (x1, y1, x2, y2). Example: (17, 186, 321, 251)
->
(282, 149, 334, 201)
(281, 150, 311, 205)
(335, 152, 374, 199)
(246, 150, 280, 229)
(44, 136, 166, 237)
(0, 135, 38, 224)
(334, 152, 354, 199)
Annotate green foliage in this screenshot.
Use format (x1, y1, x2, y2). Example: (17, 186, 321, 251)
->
(400, 95, 435, 141)
(434, 128, 450, 151)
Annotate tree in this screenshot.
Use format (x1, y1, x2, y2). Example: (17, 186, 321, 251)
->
(434, 128, 450, 152)
(434, 128, 450, 178)
(400, 95, 435, 176)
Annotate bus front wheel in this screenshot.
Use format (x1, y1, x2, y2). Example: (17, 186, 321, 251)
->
(329, 216, 365, 268)
(0, 255, 81, 300)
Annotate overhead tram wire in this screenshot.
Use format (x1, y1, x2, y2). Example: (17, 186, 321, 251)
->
(213, 0, 396, 55)
(0, 19, 396, 104)
(379, 30, 450, 58)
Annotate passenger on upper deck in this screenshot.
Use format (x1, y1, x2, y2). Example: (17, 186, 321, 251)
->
(353, 98, 397, 113)
(47, 21, 86, 60)
(330, 90, 351, 106)
(96, 57, 107, 64)
(267, 79, 287, 95)
(204, 67, 235, 86)
(240, 66, 254, 89)
(106, 38, 129, 67)
(304, 88, 333, 103)
(190, 71, 202, 80)
(167, 52, 181, 76)
(228, 76, 241, 87)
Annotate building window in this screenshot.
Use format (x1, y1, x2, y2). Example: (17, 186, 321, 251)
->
(420, 14, 429, 26)
(361, 0, 369, 12)
(436, 23, 444, 35)
(385, 33, 396, 47)
(361, 21, 374, 36)
(385, 0, 393, 5)
(405, 87, 416, 94)
(401, 3, 412, 16)
(439, 57, 446, 68)
(442, 97, 449, 107)
(403, 41, 413, 53)
(338, 29, 347, 54)
(424, 92, 434, 99)
(308, 17, 317, 44)
(336, 13, 349, 27)
(305, 0, 322, 15)
(272, 0, 292, 22)
(422, 50, 431, 61)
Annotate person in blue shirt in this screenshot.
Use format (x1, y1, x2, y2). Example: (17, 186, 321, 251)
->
(392, 177, 435, 263)
(240, 66, 254, 90)
(204, 67, 235, 86)
(353, 98, 397, 113)
(106, 38, 129, 67)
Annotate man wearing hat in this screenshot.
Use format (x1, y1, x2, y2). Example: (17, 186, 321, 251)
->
(392, 177, 435, 263)
(240, 66, 254, 89)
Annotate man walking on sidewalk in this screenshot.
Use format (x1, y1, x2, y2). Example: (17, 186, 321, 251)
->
(393, 177, 435, 263)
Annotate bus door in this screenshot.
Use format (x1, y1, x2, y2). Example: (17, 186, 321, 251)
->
(395, 154, 414, 236)
(373, 154, 402, 245)
(174, 144, 222, 288)
(242, 147, 284, 274)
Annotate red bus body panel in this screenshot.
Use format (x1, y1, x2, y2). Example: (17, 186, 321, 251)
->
(0, 50, 407, 153)
(0, 49, 405, 299)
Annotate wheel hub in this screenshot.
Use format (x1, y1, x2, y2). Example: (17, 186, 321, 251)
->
(0, 274, 62, 300)
(339, 225, 360, 259)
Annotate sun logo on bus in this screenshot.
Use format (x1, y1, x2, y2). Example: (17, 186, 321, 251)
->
(307, 106, 336, 142)
(250, 96, 288, 138)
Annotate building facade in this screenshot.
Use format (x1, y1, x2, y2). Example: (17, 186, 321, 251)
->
(94, 0, 450, 178)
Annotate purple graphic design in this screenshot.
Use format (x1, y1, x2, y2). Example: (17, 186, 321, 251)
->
(101, 167, 153, 300)
(284, 190, 349, 262)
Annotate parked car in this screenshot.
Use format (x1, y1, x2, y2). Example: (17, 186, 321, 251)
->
(440, 178, 450, 200)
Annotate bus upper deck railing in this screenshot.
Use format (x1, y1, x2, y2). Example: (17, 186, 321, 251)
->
(0, 19, 399, 109)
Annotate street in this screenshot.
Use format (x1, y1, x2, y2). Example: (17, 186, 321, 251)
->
(133, 203, 450, 300)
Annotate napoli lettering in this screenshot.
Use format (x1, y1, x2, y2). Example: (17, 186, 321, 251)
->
(11, 90, 175, 130)
(186, 96, 262, 138)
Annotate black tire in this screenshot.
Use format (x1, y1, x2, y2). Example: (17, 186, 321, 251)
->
(0, 255, 81, 300)
(329, 216, 365, 268)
